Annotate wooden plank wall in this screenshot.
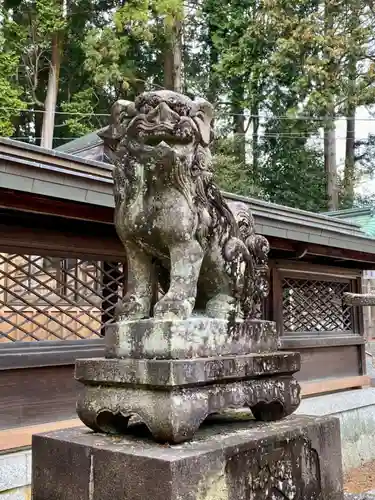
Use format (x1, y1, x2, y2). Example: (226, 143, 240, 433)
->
(0, 366, 78, 429)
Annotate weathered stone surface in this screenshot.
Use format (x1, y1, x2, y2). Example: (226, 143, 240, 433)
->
(343, 292, 375, 307)
(32, 414, 344, 500)
(105, 317, 278, 359)
(101, 90, 269, 322)
(77, 316, 301, 442)
(75, 352, 300, 387)
(76, 373, 301, 443)
(296, 388, 375, 471)
(0, 449, 31, 495)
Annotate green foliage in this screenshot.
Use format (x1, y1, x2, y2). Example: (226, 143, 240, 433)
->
(82, 0, 183, 93)
(353, 193, 375, 209)
(354, 134, 375, 176)
(35, 0, 67, 37)
(0, 35, 26, 136)
(1, 0, 68, 141)
(60, 89, 98, 136)
(199, 0, 375, 210)
(1, 0, 375, 212)
(212, 136, 262, 198)
(260, 134, 327, 211)
(200, 0, 328, 208)
(83, 28, 132, 89)
(4, 0, 66, 63)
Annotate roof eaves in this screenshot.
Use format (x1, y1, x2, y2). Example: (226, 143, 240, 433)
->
(54, 129, 105, 153)
(224, 192, 365, 237)
(0, 137, 112, 173)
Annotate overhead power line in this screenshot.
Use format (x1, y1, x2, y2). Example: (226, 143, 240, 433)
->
(0, 107, 111, 117)
(1, 106, 375, 122)
(3, 134, 357, 141)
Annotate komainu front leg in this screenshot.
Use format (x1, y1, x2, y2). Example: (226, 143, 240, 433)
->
(116, 242, 153, 320)
(153, 240, 204, 319)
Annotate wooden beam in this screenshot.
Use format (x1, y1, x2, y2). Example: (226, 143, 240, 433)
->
(0, 188, 114, 223)
(0, 419, 82, 452)
(0, 208, 124, 259)
(268, 236, 375, 267)
(300, 375, 370, 397)
(2, 191, 375, 266)
(273, 259, 362, 278)
(308, 243, 375, 265)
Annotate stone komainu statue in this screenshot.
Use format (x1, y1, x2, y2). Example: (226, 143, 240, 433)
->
(99, 90, 270, 322)
(75, 92, 301, 443)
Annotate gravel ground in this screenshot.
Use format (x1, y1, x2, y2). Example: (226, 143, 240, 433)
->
(345, 495, 375, 499)
(345, 461, 375, 495)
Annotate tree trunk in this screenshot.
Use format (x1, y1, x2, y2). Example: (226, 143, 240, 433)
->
(207, 22, 219, 105)
(324, 119, 338, 210)
(34, 107, 43, 146)
(342, 53, 357, 208)
(231, 82, 246, 165)
(163, 19, 182, 92)
(232, 108, 246, 165)
(251, 102, 260, 182)
(343, 110, 356, 207)
(323, 0, 338, 211)
(41, 34, 61, 149)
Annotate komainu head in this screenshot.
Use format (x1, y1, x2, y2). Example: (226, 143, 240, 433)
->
(101, 90, 214, 159)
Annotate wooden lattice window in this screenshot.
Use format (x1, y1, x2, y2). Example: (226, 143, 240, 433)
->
(282, 277, 353, 334)
(0, 253, 125, 342)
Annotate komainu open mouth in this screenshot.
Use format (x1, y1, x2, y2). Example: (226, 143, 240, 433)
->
(144, 135, 189, 146)
(137, 124, 195, 147)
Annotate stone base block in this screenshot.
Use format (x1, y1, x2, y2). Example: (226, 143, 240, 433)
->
(75, 353, 301, 443)
(75, 351, 301, 387)
(105, 317, 278, 359)
(32, 414, 344, 500)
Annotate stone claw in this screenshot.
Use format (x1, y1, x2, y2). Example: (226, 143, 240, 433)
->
(205, 294, 236, 319)
(153, 297, 193, 320)
(115, 294, 151, 320)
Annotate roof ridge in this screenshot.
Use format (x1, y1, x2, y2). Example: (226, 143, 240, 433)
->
(322, 207, 373, 217)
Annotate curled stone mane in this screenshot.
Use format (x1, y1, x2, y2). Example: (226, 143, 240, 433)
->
(187, 144, 238, 249)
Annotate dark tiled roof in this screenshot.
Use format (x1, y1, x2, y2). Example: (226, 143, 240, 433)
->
(323, 207, 375, 239)
(55, 129, 104, 154)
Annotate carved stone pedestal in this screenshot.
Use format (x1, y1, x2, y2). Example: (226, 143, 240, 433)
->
(32, 414, 344, 500)
(75, 354, 300, 443)
(75, 318, 301, 443)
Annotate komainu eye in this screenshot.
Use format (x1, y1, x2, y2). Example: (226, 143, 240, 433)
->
(174, 103, 188, 116)
(141, 104, 152, 114)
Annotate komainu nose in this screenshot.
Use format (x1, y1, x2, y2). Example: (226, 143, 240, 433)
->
(147, 102, 180, 124)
